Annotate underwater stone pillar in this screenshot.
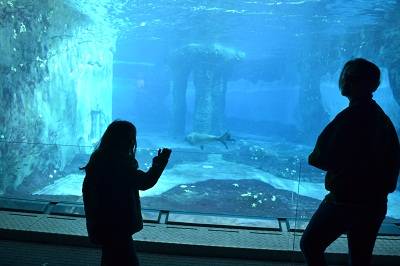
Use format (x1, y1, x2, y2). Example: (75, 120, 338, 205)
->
(169, 44, 244, 135)
(170, 68, 190, 136)
(192, 66, 227, 134)
(191, 44, 244, 135)
(192, 67, 214, 134)
(212, 74, 228, 134)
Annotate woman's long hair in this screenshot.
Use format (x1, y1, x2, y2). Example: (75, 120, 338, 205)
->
(80, 120, 137, 171)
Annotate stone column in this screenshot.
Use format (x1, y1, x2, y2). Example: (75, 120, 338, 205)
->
(170, 67, 190, 136)
(192, 67, 214, 133)
(192, 65, 228, 134)
(170, 44, 244, 135)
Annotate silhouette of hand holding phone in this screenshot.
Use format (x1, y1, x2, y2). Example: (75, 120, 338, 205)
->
(152, 148, 172, 167)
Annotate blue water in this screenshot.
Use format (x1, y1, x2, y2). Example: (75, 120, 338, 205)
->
(108, 0, 400, 219)
(2, 0, 400, 220)
(112, 0, 400, 135)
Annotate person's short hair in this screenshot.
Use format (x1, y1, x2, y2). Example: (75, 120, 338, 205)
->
(340, 58, 380, 97)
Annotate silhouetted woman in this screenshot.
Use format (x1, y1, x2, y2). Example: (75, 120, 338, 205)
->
(81, 120, 171, 266)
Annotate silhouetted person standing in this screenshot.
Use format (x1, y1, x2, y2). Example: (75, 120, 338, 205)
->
(300, 58, 400, 266)
(81, 120, 171, 266)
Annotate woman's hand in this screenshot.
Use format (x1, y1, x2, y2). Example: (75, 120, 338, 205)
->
(158, 148, 172, 159)
(152, 148, 172, 167)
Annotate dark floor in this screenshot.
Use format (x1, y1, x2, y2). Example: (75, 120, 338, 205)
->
(0, 240, 314, 266)
(0, 208, 399, 266)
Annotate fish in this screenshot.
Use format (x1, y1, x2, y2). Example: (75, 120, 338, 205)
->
(185, 132, 234, 150)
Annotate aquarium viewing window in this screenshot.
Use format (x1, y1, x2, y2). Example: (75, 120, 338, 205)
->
(0, 0, 399, 236)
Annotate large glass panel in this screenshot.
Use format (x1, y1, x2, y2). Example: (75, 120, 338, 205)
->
(1, 0, 399, 252)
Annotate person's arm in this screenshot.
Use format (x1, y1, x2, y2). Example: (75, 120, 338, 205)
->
(308, 121, 339, 171)
(129, 148, 171, 191)
(309, 110, 353, 173)
(385, 121, 400, 193)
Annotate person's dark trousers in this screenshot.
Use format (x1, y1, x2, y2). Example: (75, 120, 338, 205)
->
(101, 235, 140, 266)
(300, 199, 387, 266)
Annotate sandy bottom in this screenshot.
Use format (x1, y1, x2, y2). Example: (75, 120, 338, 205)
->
(34, 153, 400, 219)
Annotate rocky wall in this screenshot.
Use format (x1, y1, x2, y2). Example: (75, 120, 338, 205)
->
(381, 2, 400, 109)
(296, 44, 330, 144)
(0, 0, 115, 194)
(333, 7, 400, 130)
(297, 11, 400, 144)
